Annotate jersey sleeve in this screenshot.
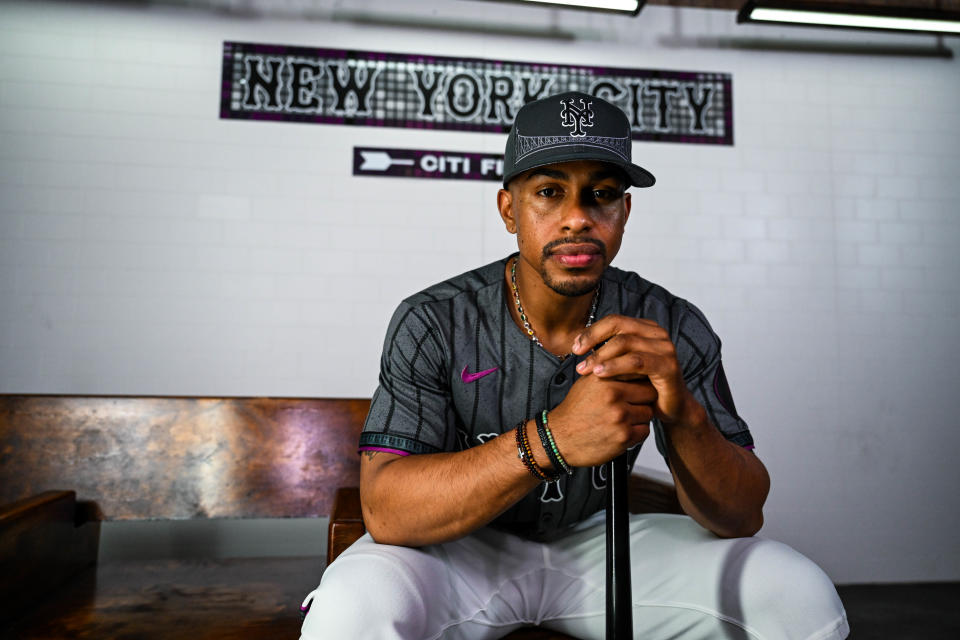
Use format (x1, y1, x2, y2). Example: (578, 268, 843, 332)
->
(359, 301, 454, 456)
(651, 300, 755, 457)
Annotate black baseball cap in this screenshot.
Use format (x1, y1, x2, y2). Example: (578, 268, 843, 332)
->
(502, 90, 655, 189)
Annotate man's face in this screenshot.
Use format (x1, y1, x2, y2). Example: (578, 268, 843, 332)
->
(498, 160, 631, 297)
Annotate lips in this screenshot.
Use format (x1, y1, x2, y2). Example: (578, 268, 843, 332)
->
(550, 243, 601, 256)
(549, 243, 602, 268)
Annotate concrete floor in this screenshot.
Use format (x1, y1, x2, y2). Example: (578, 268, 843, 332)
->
(837, 582, 960, 639)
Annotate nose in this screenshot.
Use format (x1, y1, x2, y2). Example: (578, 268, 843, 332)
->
(559, 193, 593, 234)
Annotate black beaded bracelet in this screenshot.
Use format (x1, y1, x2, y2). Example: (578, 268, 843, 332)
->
(536, 410, 573, 476)
(515, 419, 557, 483)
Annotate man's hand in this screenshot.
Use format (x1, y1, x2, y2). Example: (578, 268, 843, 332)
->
(572, 315, 695, 426)
(545, 315, 698, 469)
(543, 373, 653, 468)
(561, 314, 769, 538)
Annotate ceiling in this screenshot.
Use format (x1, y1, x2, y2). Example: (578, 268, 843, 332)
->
(649, 0, 959, 7)
(162, 0, 960, 12)
(140, 0, 960, 29)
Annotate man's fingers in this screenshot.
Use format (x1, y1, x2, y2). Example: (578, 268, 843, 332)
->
(576, 336, 673, 376)
(597, 378, 658, 405)
(623, 381, 658, 407)
(593, 352, 658, 379)
(627, 402, 655, 424)
(575, 334, 627, 373)
(629, 421, 652, 447)
(575, 316, 663, 348)
(606, 402, 653, 444)
(572, 315, 625, 355)
(572, 314, 665, 355)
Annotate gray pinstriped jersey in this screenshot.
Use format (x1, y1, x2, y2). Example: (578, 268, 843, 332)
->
(359, 255, 753, 541)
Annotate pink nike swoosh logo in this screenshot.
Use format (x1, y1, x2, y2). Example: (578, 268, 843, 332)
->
(461, 365, 499, 383)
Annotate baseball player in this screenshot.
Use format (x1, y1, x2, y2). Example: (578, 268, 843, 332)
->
(300, 91, 849, 640)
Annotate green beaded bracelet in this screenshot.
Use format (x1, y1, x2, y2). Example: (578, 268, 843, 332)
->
(537, 410, 573, 476)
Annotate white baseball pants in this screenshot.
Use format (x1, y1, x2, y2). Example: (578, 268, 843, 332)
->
(300, 511, 848, 640)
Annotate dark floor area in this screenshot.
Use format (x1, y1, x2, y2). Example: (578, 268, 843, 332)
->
(837, 582, 960, 639)
(2, 559, 957, 639)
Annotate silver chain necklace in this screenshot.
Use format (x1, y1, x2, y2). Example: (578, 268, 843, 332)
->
(510, 256, 600, 360)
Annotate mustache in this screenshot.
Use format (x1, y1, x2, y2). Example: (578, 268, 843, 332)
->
(541, 237, 607, 259)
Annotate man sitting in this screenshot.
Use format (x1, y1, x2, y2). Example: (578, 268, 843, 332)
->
(301, 91, 849, 640)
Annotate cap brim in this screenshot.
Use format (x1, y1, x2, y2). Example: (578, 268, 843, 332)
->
(503, 151, 655, 189)
(624, 164, 656, 189)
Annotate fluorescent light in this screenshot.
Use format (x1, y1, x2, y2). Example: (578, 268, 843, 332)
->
(738, 1, 960, 36)
(749, 7, 960, 34)
(507, 0, 642, 15)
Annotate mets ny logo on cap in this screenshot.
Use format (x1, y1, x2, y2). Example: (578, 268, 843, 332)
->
(561, 97, 594, 137)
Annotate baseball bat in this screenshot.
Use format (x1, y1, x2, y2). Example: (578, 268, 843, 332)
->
(606, 452, 633, 639)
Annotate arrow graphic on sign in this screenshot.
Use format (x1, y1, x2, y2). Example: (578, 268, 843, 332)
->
(359, 151, 416, 172)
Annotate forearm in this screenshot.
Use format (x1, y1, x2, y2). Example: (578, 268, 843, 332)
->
(360, 422, 545, 547)
(664, 394, 770, 538)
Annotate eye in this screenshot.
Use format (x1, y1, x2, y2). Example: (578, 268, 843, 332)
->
(536, 186, 559, 198)
(592, 188, 620, 202)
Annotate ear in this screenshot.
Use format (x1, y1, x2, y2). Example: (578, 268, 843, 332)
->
(497, 188, 517, 234)
(622, 191, 631, 226)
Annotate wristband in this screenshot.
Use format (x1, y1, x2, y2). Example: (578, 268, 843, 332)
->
(537, 410, 574, 476)
(515, 419, 557, 483)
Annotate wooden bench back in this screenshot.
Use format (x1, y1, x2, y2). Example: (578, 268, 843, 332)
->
(0, 396, 370, 520)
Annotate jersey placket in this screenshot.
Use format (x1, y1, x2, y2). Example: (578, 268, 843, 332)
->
(532, 355, 580, 537)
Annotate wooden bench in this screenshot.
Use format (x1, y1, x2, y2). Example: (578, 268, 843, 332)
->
(0, 395, 681, 639)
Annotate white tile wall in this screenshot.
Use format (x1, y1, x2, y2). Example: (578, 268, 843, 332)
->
(1, 0, 959, 583)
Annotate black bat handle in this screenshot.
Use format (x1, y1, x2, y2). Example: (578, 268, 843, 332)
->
(606, 452, 633, 639)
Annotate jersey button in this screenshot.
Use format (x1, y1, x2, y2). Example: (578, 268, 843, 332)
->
(553, 372, 566, 384)
(541, 512, 554, 524)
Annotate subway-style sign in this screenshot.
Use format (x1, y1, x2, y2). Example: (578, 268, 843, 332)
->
(220, 41, 733, 145)
(353, 147, 504, 181)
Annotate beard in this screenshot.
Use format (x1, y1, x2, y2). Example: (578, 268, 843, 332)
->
(538, 237, 607, 298)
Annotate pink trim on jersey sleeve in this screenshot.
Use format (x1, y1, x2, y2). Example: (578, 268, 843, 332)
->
(358, 446, 411, 457)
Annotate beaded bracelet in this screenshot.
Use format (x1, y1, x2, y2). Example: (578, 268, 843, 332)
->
(515, 420, 547, 482)
(537, 410, 574, 476)
(515, 419, 557, 483)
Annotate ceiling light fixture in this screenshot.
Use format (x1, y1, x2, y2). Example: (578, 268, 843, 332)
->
(738, 1, 960, 35)
(484, 0, 644, 16)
